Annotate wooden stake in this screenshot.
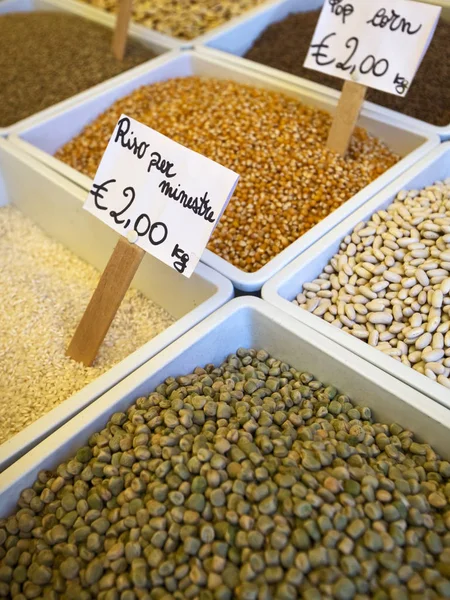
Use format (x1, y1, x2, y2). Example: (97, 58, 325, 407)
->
(326, 80, 367, 156)
(67, 237, 145, 367)
(112, 0, 133, 61)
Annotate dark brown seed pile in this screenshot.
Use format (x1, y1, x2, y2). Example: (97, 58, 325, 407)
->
(245, 11, 450, 127)
(1, 348, 450, 600)
(0, 12, 155, 127)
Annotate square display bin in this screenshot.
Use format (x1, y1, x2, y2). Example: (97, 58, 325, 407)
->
(262, 142, 450, 410)
(1, 295, 450, 515)
(47, 0, 280, 49)
(198, 0, 450, 140)
(9, 50, 439, 293)
(0, 139, 233, 473)
(0, 0, 176, 137)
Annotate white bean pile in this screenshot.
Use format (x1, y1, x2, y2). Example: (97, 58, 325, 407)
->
(294, 179, 450, 389)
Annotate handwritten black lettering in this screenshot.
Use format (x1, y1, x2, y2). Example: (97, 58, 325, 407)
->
(310, 33, 336, 67)
(336, 36, 358, 73)
(159, 181, 216, 223)
(90, 178, 116, 211)
(110, 186, 135, 225)
(148, 222, 168, 246)
(394, 73, 409, 95)
(147, 151, 177, 178)
(313, 33, 391, 80)
(114, 117, 150, 159)
(114, 117, 178, 179)
(359, 54, 389, 77)
(135, 213, 151, 237)
(171, 244, 190, 274)
(133, 214, 168, 245)
(367, 8, 422, 35)
(328, 0, 354, 24)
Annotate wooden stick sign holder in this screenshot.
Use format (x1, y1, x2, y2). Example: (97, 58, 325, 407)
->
(112, 0, 133, 61)
(326, 80, 367, 157)
(67, 238, 144, 367)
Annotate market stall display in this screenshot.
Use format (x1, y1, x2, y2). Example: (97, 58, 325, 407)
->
(8, 52, 438, 291)
(0, 0, 450, 593)
(0, 11, 156, 127)
(1, 298, 449, 599)
(0, 140, 233, 471)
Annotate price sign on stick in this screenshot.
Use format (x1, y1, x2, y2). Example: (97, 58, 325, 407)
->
(304, 0, 441, 155)
(112, 0, 133, 60)
(67, 115, 239, 366)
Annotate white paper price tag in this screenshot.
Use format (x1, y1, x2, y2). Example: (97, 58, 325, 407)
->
(304, 0, 441, 96)
(84, 115, 239, 278)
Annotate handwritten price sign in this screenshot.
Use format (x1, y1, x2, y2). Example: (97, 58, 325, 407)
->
(84, 115, 239, 277)
(304, 0, 441, 96)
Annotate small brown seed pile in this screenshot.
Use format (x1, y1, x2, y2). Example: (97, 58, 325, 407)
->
(55, 77, 399, 273)
(0, 206, 174, 445)
(245, 11, 450, 127)
(1, 347, 450, 599)
(0, 12, 154, 127)
(293, 179, 450, 390)
(77, 0, 267, 40)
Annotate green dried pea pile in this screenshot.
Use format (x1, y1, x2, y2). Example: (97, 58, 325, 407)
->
(1, 348, 450, 599)
(0, 12, 154, 127)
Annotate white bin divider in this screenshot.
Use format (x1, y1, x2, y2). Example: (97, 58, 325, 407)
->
(0, 0, 177, 137)
(0, 138, 234, 472)
(197, 0, 450, 141)
(262, 142, 450, 410)
(9, 50, 440, 292)
(2, 295, 450, 516)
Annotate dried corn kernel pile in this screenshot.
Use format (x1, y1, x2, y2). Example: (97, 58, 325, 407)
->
(78, 0, 266, 40)
(0, 206, 175, 445)
(56, 77, 399, 273)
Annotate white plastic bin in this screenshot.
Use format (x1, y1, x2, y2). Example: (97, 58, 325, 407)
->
(1, 295, 450, 516)
(197, 0, 322, 56)
(0, 0, 175, 136)
(198, 0, 450, 140)
(262, 143, 450, 410)
(9, 50, 439, 292)
(47, 0, 282, 48)
(0, 139, 233, 472)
